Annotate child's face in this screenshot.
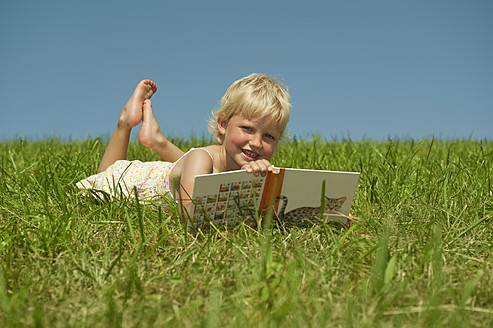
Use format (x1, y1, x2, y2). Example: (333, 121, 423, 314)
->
(218, 115, 281, 169)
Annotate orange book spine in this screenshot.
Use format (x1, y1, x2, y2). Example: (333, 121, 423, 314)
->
(258, 168, 285, 215)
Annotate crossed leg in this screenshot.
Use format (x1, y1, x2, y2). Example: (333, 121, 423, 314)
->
(97, 80, 185, 173)
(139, 99, 185, 162)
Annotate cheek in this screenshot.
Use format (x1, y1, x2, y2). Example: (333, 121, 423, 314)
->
(263, 142, 277, 158)
(226, 130, 247, 146)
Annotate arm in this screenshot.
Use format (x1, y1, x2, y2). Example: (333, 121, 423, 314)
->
(171, 149, 214, 217)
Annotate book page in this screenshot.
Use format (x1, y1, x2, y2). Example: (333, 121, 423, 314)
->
(276, 168, 360, 226)
(189, 170, 266, 228)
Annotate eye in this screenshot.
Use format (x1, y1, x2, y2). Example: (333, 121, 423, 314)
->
(263, 134, 276, 141)
(242, 126, 254, 133)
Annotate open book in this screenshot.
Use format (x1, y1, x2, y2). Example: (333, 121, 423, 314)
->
(187, 167, 360, 230)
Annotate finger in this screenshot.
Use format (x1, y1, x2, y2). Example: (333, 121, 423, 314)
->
(262, 159, 273, 171)
(241, 163, 253, 173)
(242, 160, 273, 176)
(257, 161, 269, 177)
(243, 161, 262, 176)
(253, 160, 271, 177)
(249, 161, 261, 176)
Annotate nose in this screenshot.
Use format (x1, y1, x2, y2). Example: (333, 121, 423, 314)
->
(250, 133, 262, 149)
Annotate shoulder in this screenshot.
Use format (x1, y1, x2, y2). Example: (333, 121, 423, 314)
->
(190, 147, 216, 161)
(185, 148, 214, 161)
(180, 148, 214, 173)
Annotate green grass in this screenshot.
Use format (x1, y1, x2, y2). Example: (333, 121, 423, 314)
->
(1, 136, 492, 327)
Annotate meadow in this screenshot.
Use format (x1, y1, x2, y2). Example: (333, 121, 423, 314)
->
(0, 136, 492, 327)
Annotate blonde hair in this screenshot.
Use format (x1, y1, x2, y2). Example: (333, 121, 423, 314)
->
(208, 73, 291, 144)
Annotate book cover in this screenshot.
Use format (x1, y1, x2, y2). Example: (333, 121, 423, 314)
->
(188, 167, 360, 229)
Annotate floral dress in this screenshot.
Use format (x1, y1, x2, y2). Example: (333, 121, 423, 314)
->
(76, 149, 201, 202)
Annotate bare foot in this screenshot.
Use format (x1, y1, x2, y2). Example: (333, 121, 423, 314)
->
(139, 99, 167, 150)
(119, 80, 157, 128)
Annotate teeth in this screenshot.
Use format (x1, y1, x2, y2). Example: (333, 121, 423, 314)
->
(243, 149, 258, 159)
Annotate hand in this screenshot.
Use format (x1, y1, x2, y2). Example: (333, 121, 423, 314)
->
(241, 159, 273, 177)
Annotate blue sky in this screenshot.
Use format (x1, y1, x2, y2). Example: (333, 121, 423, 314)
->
(1, 0, 492, 141)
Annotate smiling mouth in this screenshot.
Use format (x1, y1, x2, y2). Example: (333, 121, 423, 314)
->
(242, 149, 259, 160)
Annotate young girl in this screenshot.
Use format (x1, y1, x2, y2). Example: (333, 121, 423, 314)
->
(77, 74, 291, 214)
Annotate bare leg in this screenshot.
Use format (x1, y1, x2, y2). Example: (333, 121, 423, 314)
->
(139, 99, 185, 162)
(97, 80, 157, 173)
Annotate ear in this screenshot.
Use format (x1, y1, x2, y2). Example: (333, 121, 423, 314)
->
(217, 114, 228, 136)
(338, 196, 347, 205)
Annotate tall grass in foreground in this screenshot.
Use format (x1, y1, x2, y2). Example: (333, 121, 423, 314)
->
(0, 136, 492, 327)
